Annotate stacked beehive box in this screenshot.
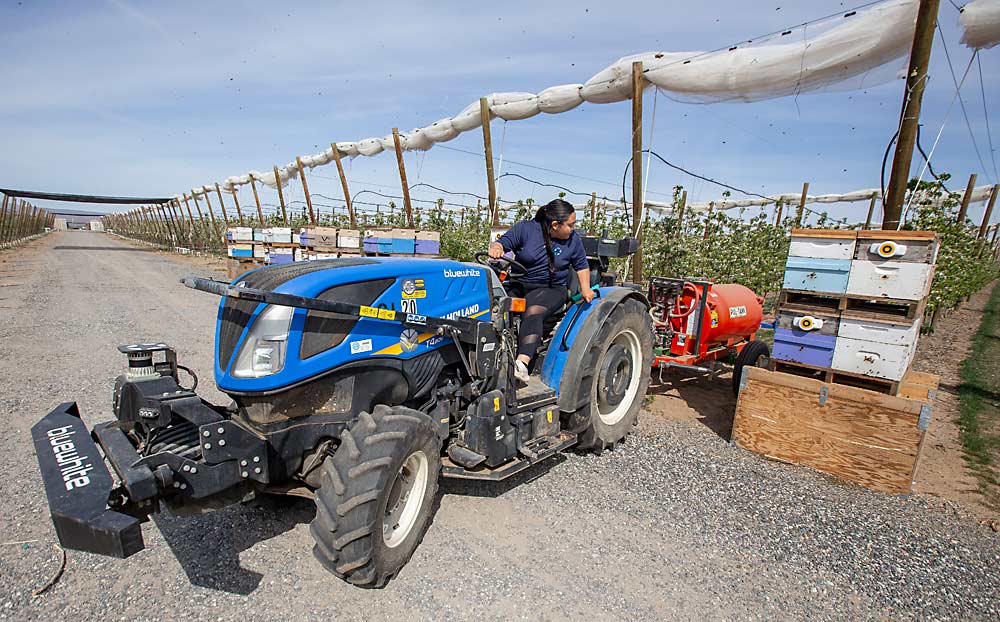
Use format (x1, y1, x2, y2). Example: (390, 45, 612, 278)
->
(771, 229, 939, 394)
(362, 228, 440, 257)
(298, 226, 362, 261)
(226, 227, 261, 278)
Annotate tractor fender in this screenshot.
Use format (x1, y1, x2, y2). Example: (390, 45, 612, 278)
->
(540, 286, 649, 413)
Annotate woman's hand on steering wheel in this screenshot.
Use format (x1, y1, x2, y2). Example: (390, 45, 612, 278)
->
(474, 250, 528, 279)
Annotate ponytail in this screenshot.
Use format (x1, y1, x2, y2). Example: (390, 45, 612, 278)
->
(533, 199, 575, 275)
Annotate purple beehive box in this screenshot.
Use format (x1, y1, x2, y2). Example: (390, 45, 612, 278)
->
(772, 328, 837, 368)
(363, 236, 379, 253)
(415, 240, 440, 255)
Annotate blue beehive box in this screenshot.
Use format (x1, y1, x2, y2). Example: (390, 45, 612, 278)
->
(390, 238, 415, 254)
(782, 256, 851, 294)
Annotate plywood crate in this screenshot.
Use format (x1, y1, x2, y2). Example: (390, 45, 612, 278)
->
(733, 366, 936, 494)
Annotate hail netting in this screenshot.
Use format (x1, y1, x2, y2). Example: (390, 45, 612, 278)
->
(596, 184, 997, 216)
(220, 0, 922, 191)
(961, 0, 1000, 49)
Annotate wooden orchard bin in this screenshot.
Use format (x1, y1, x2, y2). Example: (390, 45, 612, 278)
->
(733, 366, 938, 494)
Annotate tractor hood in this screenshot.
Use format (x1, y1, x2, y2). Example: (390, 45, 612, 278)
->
(214, 257, 492, 394)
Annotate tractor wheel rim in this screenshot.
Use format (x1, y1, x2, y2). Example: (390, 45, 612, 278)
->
(383, 450, 429, 549)
(597, 328, 641, 425)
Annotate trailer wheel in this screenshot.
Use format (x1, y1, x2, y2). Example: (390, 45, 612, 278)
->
(732, 339, 770, 396)
(310, 404, 440, 587)
(565, 298, 654, 454)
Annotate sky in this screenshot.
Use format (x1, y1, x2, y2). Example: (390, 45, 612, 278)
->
(1, 0, 998, 226)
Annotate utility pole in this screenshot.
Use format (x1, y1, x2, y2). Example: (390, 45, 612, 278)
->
(882, 0, 941, 230)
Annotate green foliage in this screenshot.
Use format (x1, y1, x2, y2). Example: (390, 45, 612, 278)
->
(904, 177, 1000, 314)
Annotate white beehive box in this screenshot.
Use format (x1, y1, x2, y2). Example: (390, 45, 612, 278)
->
(788, 229, 857, 260)
(837, 316, 922, 346)
(831, 337, 917, 381)
(846, 231, 938, 301)
(337, 229, 362, 249)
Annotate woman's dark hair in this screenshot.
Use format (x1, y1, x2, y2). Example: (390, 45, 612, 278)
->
(533, 199, 576, 274)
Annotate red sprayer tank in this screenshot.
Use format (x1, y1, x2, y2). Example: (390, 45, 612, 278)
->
(666, 282, 763, 357)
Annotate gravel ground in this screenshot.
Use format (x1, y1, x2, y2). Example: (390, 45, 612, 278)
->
(1, 231, 998, 621)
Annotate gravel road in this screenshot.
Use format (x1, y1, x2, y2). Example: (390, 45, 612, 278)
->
(1, 231, 998, 621)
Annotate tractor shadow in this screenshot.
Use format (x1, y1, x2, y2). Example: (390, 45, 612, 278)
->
(646, 370, 738, 441)
(152, 495, 315, 595)
(152, 457, 567, 595)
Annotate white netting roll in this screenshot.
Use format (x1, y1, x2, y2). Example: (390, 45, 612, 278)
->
(335, 141, 360, 158)
(451, 101, 486, 131)
(421, 118, 460, 142)
(356, 138, 385, 157)
(488, 92, 541, 120)
(961, 0, 1000, 49)
(537, 84, 585, 113)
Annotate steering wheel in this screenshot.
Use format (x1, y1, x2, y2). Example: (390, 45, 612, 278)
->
(474, 251, 528, 279)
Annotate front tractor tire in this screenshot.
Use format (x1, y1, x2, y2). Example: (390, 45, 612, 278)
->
(310, 405, 441, 587)
(565, 298, 654, 454)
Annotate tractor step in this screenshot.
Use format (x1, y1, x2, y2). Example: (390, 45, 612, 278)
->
(441, 431, 577, 481)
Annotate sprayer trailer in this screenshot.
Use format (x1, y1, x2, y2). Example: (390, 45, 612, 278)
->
(32, 236, 653, 587)
(648, 277, 770, 395)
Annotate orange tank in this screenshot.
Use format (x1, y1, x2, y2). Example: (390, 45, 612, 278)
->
(669, 282, 763, 355)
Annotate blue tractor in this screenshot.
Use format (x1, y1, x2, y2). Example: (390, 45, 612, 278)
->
(33, 237, 653, 586)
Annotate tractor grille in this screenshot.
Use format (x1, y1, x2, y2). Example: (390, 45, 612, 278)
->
(217, 258, 377, 369)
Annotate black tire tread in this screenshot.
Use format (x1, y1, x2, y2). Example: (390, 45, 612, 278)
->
(732, 339, 770, 396)
(568, 298, 654, 453)
(310, 404, 440, 587)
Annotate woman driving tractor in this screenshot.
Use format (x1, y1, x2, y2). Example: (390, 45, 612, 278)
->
(488, 198, 594, 382)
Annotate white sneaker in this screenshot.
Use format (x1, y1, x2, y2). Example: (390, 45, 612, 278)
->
(513, 360, 530, 383)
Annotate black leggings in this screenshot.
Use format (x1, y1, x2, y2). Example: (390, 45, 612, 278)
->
(517, 284, 567, 361)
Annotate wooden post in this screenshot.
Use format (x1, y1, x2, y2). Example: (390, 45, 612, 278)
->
(883, 0, 942, 230)
(991, 223, 999, 247)
(248, 174, 265, 225)
(213, 183, 230, 226)
(201, 189, 221, 242)
(589, 192, 597, 235)
(795, 182, 809, 227)
(979, 184, 999, 239)
(296, 157, 317, 225)
(479, 98, 499, 227)
(957, 173, 977, 224)
(864, 193, 878, 230)
(703, 202, 714, 240)
(0, 194, 8, 244)
(181, 196, 195, 226)
(331, 142, 357, 229)
(228, 188, 244, 226)
(631, 61, 644, 283)
(273, 165, 288, 224)
(677, 190, 688, 231)
(773, 201, 784, 227)
(389, 130, 414, 228)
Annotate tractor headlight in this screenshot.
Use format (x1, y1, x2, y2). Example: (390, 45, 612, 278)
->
(233, 305, 294, 378)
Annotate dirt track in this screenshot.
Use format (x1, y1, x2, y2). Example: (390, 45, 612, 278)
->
(2, 231, 998, 622)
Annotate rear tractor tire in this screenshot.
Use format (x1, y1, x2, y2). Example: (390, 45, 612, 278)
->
(310, 404, 441, 587)
(731, 339, 770, 396)
(565, 298, 654, 454)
